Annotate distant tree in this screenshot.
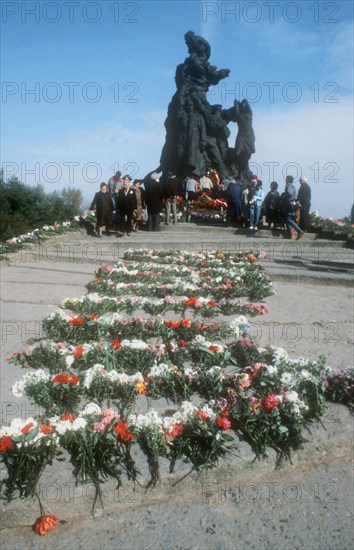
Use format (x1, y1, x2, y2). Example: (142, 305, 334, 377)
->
(60, 187, 83, 218)
(0, 176, 84, 240)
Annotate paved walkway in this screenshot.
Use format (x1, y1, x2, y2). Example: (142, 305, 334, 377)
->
(0, 226, 353, 549)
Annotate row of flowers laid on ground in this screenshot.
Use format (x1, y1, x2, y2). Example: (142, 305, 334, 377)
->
(2, 208, 352, 257)
(1, 248, 353, 537)
(0, 219, 82, 255)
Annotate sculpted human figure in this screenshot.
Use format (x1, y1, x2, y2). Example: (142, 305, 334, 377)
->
(233, 99, 256, 174)
(160, 31, 230, 177)
(159, 31, 256, 180)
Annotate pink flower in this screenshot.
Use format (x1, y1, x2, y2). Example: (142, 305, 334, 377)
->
(93, 421, 105, 432)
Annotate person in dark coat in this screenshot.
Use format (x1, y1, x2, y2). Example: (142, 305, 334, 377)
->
(264, 181, 281, 228)
(280, 188, 304, 239)
(162, 172, 180, 225)
(226, 179, 243, 226)
(115, 175, 137, 236)
(89, 182, 115, 237)
(144, 172, 164, 231)
(297, 176, 311, 232)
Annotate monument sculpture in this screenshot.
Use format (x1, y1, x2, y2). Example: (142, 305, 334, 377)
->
(158, 31, 256, 180)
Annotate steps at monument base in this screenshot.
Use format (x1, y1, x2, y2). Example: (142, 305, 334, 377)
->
(2, 228, 352, 287)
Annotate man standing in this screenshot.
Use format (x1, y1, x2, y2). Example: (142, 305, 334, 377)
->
(144, 172, 164, 231)
(115, 175, 137, 236)
(162, 173, 180, 225)
(298, 176, 311, 232)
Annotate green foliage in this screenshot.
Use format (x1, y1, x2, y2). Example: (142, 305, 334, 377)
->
(0, 176, 83, 240)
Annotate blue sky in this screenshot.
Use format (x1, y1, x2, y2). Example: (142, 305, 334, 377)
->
(1, 0, 353, 216)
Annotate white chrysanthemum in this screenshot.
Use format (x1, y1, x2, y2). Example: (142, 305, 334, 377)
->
(300, 369, 311, 379)
(284, 391, 308, 415)
(129, 411, 163, 430)
(81, 402, 102, 416)
(72, 417, 87, 431)
(83, 364, 106, 388)
(280, 372, 295, 386)
(86, 293, 103, 303)
(284, 391, 299, 403)
(54, 420, 73, 435)
(266, 365, 278, 375)
(121, 339, 149, 350)
(100, 312, 122, 325)
(12, 370, 50, 398)
(270, 346, 289, 364)
(65, 355, 75, 367)
(148, 363, 173, 377)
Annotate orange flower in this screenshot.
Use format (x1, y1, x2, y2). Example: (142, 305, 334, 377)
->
(0, 435, 14, 453)
(21, 422, 34, 435)
(244, 253, 257, 263)
(114, 421, 134, 442)
(251, 401, 261, 413)
(208, 345, 219, 352)
(60, 413, 75, 422)
(166, 423, 184, 438)
(73, 345, 85, 359)
(33, 515, 59, 536)
(51, 373, 80, 385)
(197, 410, 208, 422)
(208, 300, 217, 307)
(39, 423, 53, 435)
(164, 320, 181, 329)
(112, 339, 121, 350)
(181, 318, 192, 328)
(135, 382, 147, 395)
(88, 315, 98, 322)
(69, 316, 84, 326)
(216, 416, 231, 430)
(185, 297, 198, 307)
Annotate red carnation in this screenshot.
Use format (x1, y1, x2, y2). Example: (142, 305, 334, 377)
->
(33, 515, 59, 536)
(51, 373, 80, 385)
(114, 421, 134, 442)
(112, 339, 121, 350)
(261, 394, 280, 413)
(197, 410, 209, 422)
(216, 416, 231, 430)
(21, 422, 35, 435)
(0, 436, 14, 453)
(185, 297, 198, 307)
(61, 413, 75, 422)
(73, 345, 85, 359)
(69, 316, 84, 326)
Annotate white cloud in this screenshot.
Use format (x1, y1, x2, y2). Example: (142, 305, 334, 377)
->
(250, 99, 353, 218)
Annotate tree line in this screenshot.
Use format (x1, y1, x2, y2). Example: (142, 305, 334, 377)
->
(0, 174, 83, 240)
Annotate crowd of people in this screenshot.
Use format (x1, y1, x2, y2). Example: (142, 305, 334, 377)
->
(88, 169, 312, 240)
